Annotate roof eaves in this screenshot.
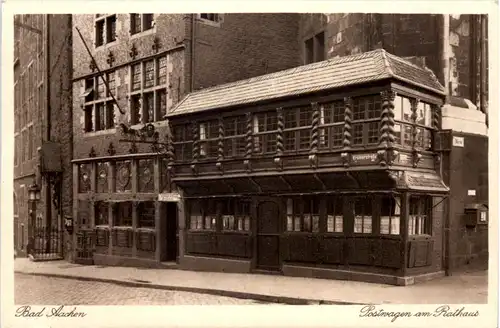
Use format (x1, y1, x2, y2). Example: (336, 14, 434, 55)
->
(166, 94, 191, 118)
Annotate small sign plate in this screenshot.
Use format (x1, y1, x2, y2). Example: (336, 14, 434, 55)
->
(452, 136, 465, 147)
(158, 193, 181, 202)
(467, 189, 476, 196)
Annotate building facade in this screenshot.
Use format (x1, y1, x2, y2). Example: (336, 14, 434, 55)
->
(71, 14, 300, 266)
(167, 49, 450, 285)
(13, 14, 73, 259)
(297, 13, 489, 271)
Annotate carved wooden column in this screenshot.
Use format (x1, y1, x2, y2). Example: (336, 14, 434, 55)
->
(275, 107, 284, 170)
(386, 91, 397, 165)
(309, 102, 320, 168)
(216, 117, 224, 172)
(166, 124, 175, 175)
(432, 104, 442, 169)
(341, 97, 352, 167)
(191, 122, 199, 174)
(378, 90, 397, 166)
(410, 98, 422, 167)
(244, 112, 253, 172)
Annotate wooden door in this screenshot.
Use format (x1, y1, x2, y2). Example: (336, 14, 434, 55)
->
(256, 200, 281, 270)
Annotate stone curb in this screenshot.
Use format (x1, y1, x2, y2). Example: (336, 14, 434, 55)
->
(15, 271, 367, 305)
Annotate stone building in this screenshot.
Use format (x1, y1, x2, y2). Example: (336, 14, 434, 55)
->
(13, 14, 73, 259)
(69, 13, 488, 278)
(71, 14, 300, 266)
(297, 13, 489, 272)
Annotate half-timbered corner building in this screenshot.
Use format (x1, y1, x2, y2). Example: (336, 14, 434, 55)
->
(166, 49, 451, 286)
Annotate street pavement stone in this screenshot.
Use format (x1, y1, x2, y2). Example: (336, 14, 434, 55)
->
(15, 274, 261, 305)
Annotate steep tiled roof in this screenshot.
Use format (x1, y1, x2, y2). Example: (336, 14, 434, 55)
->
(168, 49, 445, 118)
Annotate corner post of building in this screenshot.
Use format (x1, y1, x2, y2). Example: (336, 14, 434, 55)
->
(154, 157, 161, 262)
(177, 189, 186, 262)
(107, 162, 115, 256)
(400, 192, 409, 276)
(130, 158, 138, 257)
(90, 162, 97, 231)
(72, 164, 79, 262)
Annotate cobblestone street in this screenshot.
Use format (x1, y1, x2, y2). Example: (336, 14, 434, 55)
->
(15, 274, 262, 305)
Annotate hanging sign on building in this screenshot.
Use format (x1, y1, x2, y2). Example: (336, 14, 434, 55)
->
(158, 193, 181, 202)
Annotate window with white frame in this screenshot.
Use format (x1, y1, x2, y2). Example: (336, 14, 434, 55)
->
(95, 14, 117, 47)
(380, 195, 401, 235)
(408, 196, 431, 235)
(353, 197, 373, 234)
(326, 196, 343, 233)
(130, 14, 154, 35)
(393, 95, 433, 150)
(83, 72, 117, 133)
(129, 56, 168, 125)
(198, 119, 219, 159)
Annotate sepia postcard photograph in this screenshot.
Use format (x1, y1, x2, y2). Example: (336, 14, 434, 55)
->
(1, 1, 498, 327)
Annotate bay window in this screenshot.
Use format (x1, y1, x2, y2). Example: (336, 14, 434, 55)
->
(351, 95, 381, 146)
(393, 95, 433, 150)
(199, 120, 219, 159)
(172, 123, 193, 161)
(253, 111, 277, 154)
(223, 115, 246, 158)
(283, 106, 312, 152)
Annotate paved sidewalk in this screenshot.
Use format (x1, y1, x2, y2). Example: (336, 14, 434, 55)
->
(14, 258, 488, 305)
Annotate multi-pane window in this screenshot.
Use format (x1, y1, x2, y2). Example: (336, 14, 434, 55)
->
(114, 202, 133, 227)
(137, 201, 155, 228)
(95, 202, 109, 226)
(353, 197, 373, 234)
(129, 56, 168, 124)
(286, 198, 320, 233)
(172, 123, 193, 161)
(199, 120, 219, 159)
(319, 101, 344, 149)
(283, 106, 313, 152)
(253, 111, 277, 154)
(83, 73, 116, 132)
(393, 96, 433, 150)
(223, 115, 246, 158)
(14, 135, 20, 166)
(409, 196, 430, 235)
(95, 14, 117, 47)
(380, 196, 401, 235)
(130, 14, 154, 35)
(189, 199, 217, 231)
(221, 199, 251, 232)
(351, 95, 381, 146)
(326, 196, 343, 233)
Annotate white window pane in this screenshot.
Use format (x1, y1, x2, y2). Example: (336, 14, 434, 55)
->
(244, 216, 250, 231)
(199, 124, 206, 139)
(402, 97, 412, 122)
(416, 102, 425, 125)
(394, 96, 402, 121)
(363, 216, 372, 233)
(287, 215, 293, 231)
(303, 214, 311, 231)
(391, 216, 400, 235)
(425, 104, 433, 127)
(327, 215, 334, 232)
(394, 197, 401, 215)
(294, 216, 301, 231)
(354, 216, 362, 233)
(335, 216, 343, 232)
(380, 216, 390, 234)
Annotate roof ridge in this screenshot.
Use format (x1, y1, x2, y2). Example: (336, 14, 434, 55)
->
(185, 51, 384, 96)
(379, 49, 394, 77)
